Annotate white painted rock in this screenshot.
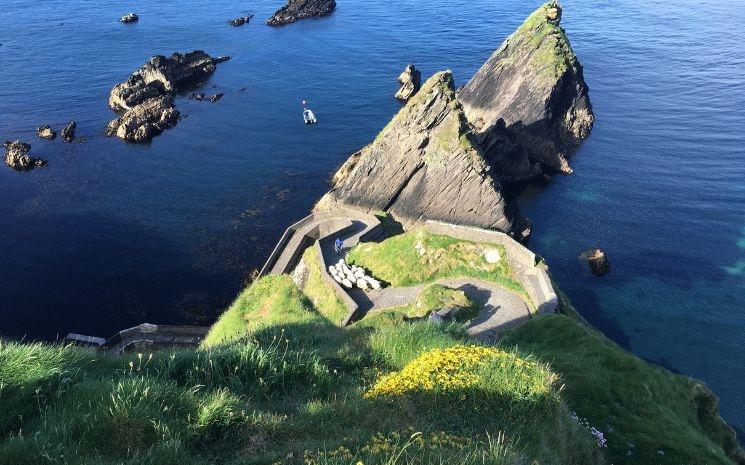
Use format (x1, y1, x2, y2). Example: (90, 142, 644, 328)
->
(356, 279, 369, 290)
(366, 277, 381, 290)
(337, 259, 346, 267)
(328, 266, 335, 274)
(354, 269, 365, 278)
(484, 248, 501, 264)
(333, 275, 343, 284)
(341, 279, 353, 289)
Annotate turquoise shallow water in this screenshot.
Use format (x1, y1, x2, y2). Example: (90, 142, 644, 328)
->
(1, 0, 744, 434)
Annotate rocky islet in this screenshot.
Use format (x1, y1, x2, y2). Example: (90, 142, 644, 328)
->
(106, 51, 224, 142)
(394, 64, 421, 102)
(3, 140, 47, 171)
(36, 125, 56, 140)
(267, 0, 336, 26)
(458, 1, 594, 182)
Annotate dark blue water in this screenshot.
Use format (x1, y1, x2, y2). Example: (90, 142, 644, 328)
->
(2, 0, 743, 432)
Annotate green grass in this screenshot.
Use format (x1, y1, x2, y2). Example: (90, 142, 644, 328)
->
(2, 261, 742, 464)
(508, 1, 577, 81)
(201, 275, 322, 346)
(347, 229, 529, 301)
(500, 314, 745, 465)
(364, 284, 478, 323)
(299, 246, 349, 326)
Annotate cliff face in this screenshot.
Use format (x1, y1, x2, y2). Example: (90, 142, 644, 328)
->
(459, 1, 593, 181)
(316, 71, 524, 236)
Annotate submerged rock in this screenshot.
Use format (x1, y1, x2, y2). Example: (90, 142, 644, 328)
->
(209, 93, 224, 103)
(107, 95, 179, 143)
(458, 1, 593, 182)
(108, 51, 222, 142)
(61, 121, 76, 143)
(120, 13, 138, 23)
(267, 0, 336, 26)
(394, 64, 421, 102)
(36, 125, 56, 140)
(229, 15, 254, 26)
(316, 71, 525, 236)
(3, 140, 47, 171)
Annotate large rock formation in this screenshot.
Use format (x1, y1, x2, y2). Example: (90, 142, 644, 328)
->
(394, 64, 421, 102)
(458, 1, 593, 182)
(107, 51, 221, 142)
(316, 71, 525, 236)
(267, 0, 336, 26)
(4, 140, 47, 171)
(107, 96, 179, 143)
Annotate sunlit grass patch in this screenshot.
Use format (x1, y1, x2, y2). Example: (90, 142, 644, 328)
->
(348, 229, 527, 300)
(202, 275, 323, 346)
(300, 246, 349, 326)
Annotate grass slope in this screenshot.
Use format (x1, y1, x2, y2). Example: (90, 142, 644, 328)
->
(299, 246, 349, 326)
(500, 314, 745, 465)
(0, 276, 602, 465)
(1, 273, 741, 465)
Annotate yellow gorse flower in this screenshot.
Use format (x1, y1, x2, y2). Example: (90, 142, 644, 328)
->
(365, 345, 523, 397)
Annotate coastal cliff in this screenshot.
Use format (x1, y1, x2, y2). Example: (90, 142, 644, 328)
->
(459, 1, 594, 181)
(316, 71, 526, 237)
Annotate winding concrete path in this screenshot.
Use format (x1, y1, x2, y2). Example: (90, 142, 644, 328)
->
(360, 278, 530, 342)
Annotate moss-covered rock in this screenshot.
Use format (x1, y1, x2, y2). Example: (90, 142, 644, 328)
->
(315, 71, 525, 236)
(459, 1, 594, 181)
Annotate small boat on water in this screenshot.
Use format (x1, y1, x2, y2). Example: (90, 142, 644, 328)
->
(302, 100, 317, 125)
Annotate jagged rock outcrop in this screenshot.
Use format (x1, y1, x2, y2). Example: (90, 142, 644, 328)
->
(61, 121, 76, 143)
(4, 140, 47, 171)
(37, 125, 56, 140)
(316, 71, 525, 236)
(580, 248, 610, 276)
(458, 1, 593, 182)
(107, 51, 221, 142)
(120, 13, 138, 23)
(229, 15, 253, 26)
(267, 0, 336, 26)
(107, 96, 179, 143)
(395, 64, 421, 102)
